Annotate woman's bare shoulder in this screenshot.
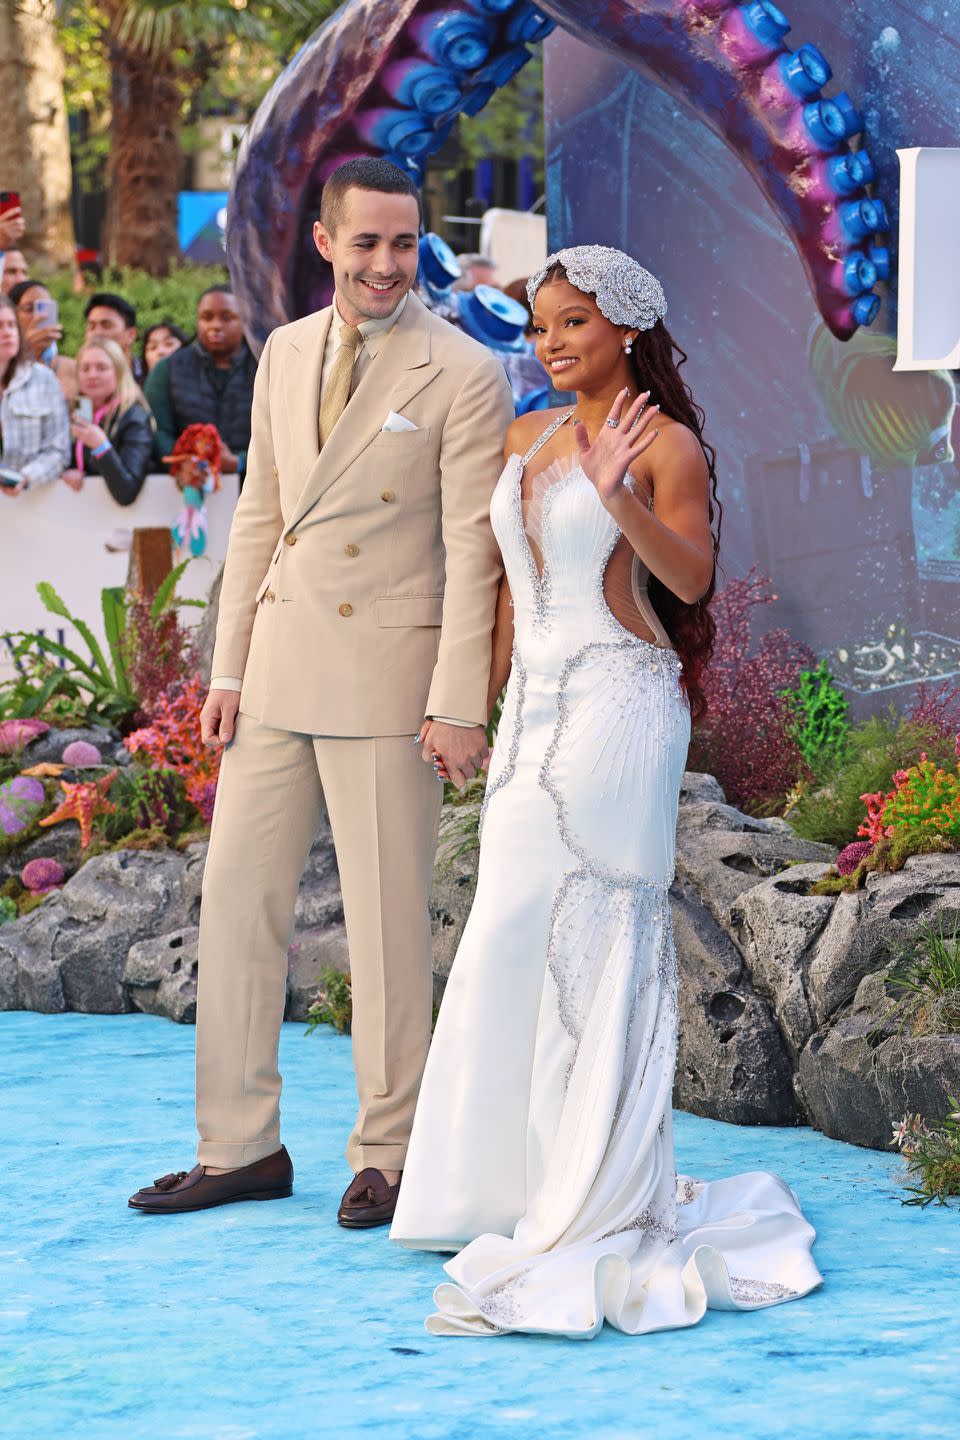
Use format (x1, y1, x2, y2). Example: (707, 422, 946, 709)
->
(504, 405, 570, 458)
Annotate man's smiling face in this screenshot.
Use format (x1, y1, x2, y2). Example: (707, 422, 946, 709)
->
(313, 187, 420, 326)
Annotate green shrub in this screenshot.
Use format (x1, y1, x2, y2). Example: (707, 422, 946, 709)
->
(887, 910, 960, 1038)
(782, 660, 850, 777)
(893, 1099, 960, 1206)
(45, 264, 229, 357)
(787, 712, 959, 848)
(304, 967, 353, 1036)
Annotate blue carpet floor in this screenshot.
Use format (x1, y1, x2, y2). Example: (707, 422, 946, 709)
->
(1, 1012, 958, 1440)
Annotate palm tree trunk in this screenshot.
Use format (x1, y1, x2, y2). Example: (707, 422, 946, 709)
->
(0, 0, 76, 269)
(106, 34, 182, 274)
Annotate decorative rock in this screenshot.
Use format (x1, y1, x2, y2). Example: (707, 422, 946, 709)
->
(0, 775, 46, 836)
(0, 718, 50, 755)
(671, 878, 798, 1125)
(807, 890, 868, 1026)
(21, 857, 65, 895)
(1, 825, 80, 885)
(679, 771, 726, 806)
(286, 925, 351, 1021)
(61, 740, 103, 768)
(24, 725, 117, 767)
(729, 864, 835, 1058)
(125, 928, 199, 1024)
(675, 824, 834, 932)
(0, 845, 206, 1015)
(431, 809, 482, 1010)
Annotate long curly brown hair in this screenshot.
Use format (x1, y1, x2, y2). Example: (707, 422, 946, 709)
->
(629, 318, 723, 724)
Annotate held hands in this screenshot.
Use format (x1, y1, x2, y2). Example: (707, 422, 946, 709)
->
(574, 388, 660, 506)
(201, 688, 241, 749)
(419, 720, 489, 789)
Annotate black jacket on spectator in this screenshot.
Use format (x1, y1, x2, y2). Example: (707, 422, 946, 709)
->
(79, 401, 154, 507)
(145, 339, 257, 474)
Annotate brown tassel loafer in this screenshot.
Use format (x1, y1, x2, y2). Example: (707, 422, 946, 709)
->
(128, 1145, 294, 1214)
(337, 1167, 402, 1228)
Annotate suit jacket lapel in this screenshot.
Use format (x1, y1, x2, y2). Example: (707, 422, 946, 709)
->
(286, 292, 439, 531)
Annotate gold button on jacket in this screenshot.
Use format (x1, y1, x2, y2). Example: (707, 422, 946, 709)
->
(284, 533, 297, 546)
(345, 543, 360, 558)
(338, 602, 353, 617)
(379, 489, 395, 504)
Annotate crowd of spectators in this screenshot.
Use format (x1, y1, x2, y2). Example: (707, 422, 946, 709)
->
(0, 207, 256, 510)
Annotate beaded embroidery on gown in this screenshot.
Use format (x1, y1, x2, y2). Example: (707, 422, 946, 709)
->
(391, 411, 822, 1337)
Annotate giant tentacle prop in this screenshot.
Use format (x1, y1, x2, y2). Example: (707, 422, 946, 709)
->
(227, 0, 889, 352)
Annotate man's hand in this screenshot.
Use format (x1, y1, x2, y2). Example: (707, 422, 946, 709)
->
(220, 443, 240, 473)
(419, 720, 488, 789)
(201, 687, 241, 748)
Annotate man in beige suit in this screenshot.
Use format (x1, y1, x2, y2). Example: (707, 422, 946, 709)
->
(129, 159, 514, 1224)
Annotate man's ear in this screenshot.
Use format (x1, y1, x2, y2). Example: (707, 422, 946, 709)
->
(313, 219, 333, 262)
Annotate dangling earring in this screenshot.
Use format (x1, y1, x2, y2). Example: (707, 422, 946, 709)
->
(624, 338, 633, 355)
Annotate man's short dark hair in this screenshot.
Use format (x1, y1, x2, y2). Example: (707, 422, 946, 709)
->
(84, 291, 137, 329)
(320, 158, 422, 235)
(197, 283, 235, 309)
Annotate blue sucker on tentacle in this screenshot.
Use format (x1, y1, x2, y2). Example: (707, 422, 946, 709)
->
(227, 0, 889, 353)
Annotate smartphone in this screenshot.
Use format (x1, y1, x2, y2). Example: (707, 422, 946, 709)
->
(0, 465, 24, 488)
(33, 297, 58, 327)
(75, 396, 93, 423)
(0, 191, 21, 216)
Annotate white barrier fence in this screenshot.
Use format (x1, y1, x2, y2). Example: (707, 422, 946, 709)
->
(1, 474, 237, 682)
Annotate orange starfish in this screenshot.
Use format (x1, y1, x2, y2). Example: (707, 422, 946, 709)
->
(39, 768, 118, 849)
(20, 762, 66, 779)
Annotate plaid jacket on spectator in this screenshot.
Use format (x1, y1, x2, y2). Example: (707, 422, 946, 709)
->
(0, 360, 71, 487)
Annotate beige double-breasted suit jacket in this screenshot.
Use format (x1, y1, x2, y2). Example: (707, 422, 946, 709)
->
(211, 290, 515, 734)
(196, 291, 515, 1175)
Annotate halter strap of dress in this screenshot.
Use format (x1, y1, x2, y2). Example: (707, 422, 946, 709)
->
(519, 408, 576, 470)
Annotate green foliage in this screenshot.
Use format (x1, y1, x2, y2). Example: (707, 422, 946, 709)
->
(893, 1099, 960, 1207)
(781, 660, 850, 777)
(887, 911, 960, 1038)
(787, 712, 960, 848)
(0, 897, 17, 925)
(881, 756, 960, 840)
(304, 967, 353, 1036)
(45, 266, 229, 357)
(456, 54, 544, 182)
(811, 826, 956, 895)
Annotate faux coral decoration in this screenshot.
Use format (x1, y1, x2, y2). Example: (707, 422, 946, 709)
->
(687, 568, 815, 810)
(21, 857, 65, 894)
(0, 718, 50, 756)
(61, 740, 103, 768)
(125, 676, 220, 823)
(39, 769, 118, 849)
(836, 840, 873, 876)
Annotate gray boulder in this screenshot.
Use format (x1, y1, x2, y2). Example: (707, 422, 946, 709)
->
(675, 824, 834, 933)
(430, 811, 481, 1009)
(125, 927, 199, 1023)
(23, 725, 119, 767)
(729, 863, 835, 1058)
(286, 924, 350, 1021)
(671, 879, 798, 1125)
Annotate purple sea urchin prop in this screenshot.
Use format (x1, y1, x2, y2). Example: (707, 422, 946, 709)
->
(21, 857, 65, 895)
(62, 740, 103, 768)
(837, 839, 873, 875)
(0, 775, 46, 836)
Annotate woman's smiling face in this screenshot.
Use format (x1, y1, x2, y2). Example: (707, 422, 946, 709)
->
(531, 278, 627, 392)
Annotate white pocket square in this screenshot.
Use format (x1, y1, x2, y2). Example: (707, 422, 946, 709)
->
(381, 410, 419, 433)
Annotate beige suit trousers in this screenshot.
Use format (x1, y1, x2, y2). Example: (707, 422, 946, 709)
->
(195, 710, 442, 1171)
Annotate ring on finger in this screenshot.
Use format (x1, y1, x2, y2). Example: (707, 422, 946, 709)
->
(605, 417, 619, 430)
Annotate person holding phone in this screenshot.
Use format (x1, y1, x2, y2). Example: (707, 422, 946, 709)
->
(8, 279, 77, 402)
(0, 294, 70, 497)
(61, 336, 154, 505)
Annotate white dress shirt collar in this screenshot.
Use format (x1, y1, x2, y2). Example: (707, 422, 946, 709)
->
(332, 292, 408, 358)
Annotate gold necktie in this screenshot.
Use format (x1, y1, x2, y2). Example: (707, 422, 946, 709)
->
(319, 323, 363, 447)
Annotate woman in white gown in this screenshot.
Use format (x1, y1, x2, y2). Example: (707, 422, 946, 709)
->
(391, 246, 822, 1337)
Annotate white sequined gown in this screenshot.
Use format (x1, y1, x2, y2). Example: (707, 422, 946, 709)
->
(391, 412, 822, 1337)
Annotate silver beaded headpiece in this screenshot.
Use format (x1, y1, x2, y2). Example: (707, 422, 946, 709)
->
(527, 245, 667, 332)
